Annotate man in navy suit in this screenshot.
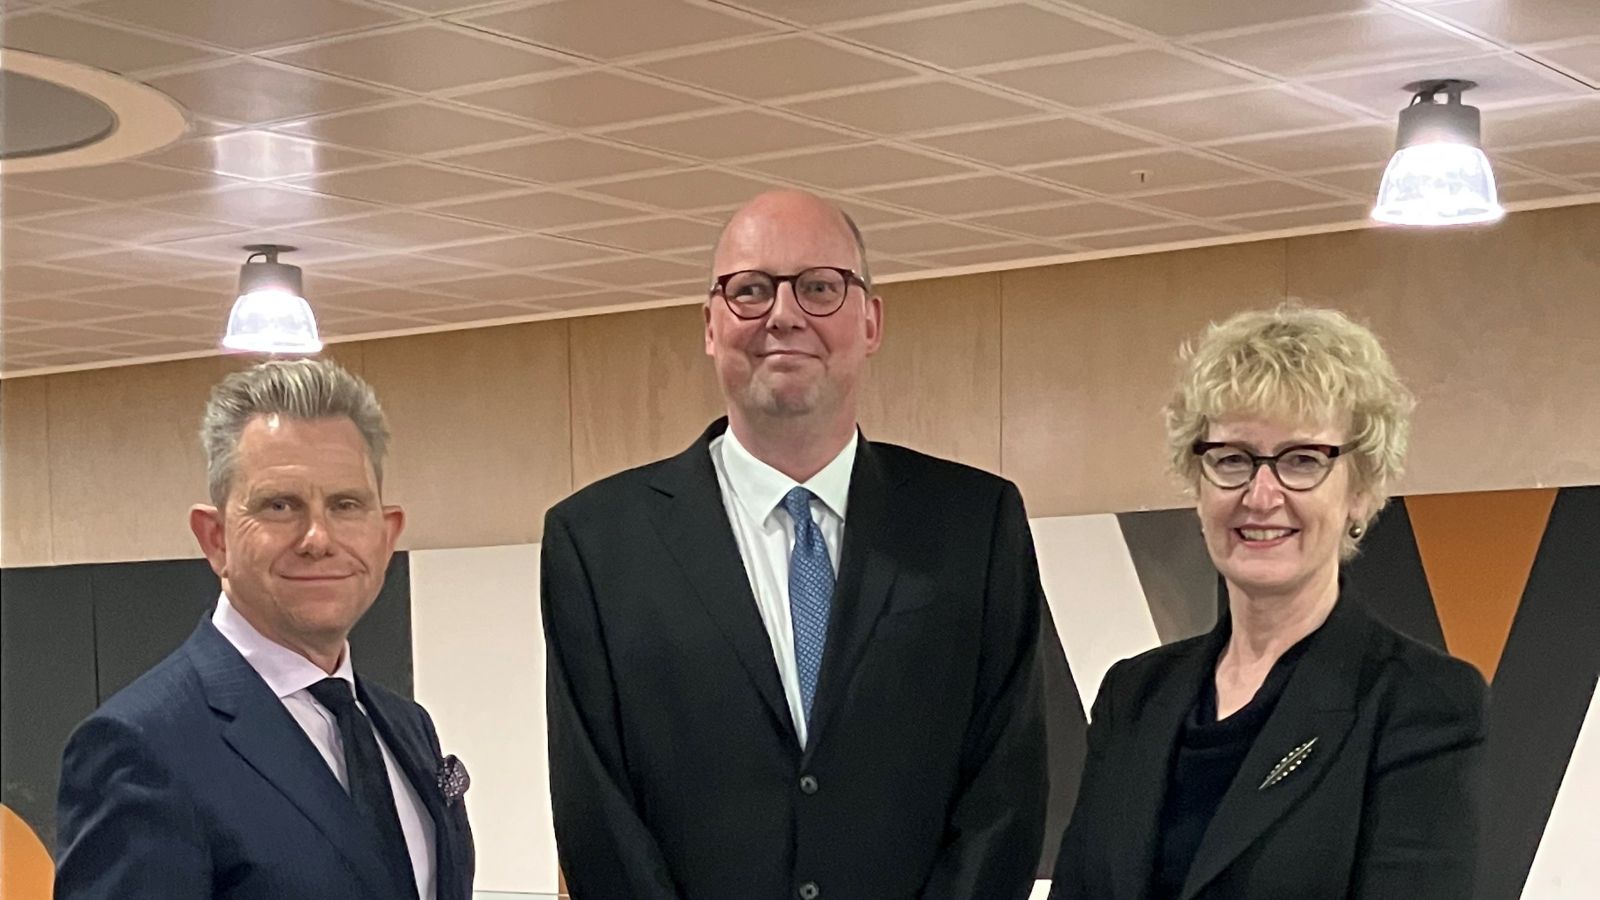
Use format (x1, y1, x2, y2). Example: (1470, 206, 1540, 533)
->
(54, 358, 473, 899)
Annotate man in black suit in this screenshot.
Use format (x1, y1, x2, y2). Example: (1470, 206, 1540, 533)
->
(543, 189, 1048, 900)
(54, 358, 474, 899)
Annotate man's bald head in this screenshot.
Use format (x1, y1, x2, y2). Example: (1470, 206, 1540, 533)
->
(712, 189, 872, 291)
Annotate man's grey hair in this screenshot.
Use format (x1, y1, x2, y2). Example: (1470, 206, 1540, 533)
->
(200, 358, 390, 508)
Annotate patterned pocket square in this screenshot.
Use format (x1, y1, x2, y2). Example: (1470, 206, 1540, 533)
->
(437, 754, 470, 803)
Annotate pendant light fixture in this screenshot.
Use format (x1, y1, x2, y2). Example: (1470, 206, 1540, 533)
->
(1371, 79, 1504, 227)
(222, 244, 322, 354)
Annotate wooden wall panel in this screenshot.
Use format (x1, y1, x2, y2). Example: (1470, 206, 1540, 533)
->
(1001, 240, 1287, 517)
(569, 304, 723, 489)
(46, 356, 224, 563)
(359, 323, 571, 548)
(1, 377, 52, 566)
(1286, 203, 1600, 496)
(860, 273, 1003, 473)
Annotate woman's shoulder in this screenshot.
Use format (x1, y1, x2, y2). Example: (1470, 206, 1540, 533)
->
(1358, 608, 1490, 734)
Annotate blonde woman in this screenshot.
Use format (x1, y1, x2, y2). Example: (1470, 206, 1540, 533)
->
(1050, 306, 1487, 899)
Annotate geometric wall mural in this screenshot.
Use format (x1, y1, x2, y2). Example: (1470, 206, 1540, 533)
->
(1, 489, 1595, 900)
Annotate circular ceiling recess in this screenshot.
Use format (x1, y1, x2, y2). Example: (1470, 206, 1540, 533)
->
(0, 49, 188, 174)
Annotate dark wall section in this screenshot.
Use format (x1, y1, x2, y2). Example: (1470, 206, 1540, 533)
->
(0, 553, 413, 857)
(0, 566, 96, 854)
(1345, 497, 1447, 652)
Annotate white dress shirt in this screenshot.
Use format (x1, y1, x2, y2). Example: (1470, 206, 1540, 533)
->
(212, 594, 436, 899)
(709, 427, 857, 747)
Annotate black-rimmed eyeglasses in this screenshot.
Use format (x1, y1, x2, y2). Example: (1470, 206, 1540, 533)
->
(710, 267, 867, 320)
(1192, 441, 1353, 491)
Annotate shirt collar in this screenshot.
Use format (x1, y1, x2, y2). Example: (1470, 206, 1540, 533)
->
(212, 593, 355, 699)
(720, 426, 858, 525)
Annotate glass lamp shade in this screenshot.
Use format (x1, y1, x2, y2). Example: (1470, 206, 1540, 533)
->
(1372, 141, 1504, 226)
(222, 289, 322, 353)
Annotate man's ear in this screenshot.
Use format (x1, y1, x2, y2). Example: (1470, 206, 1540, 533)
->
(190, 504, 228, 577)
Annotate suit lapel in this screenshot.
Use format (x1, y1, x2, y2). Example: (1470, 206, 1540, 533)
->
(1179, 599, 1370, 900)
(1111, 633, 1221, 899)
(359, 682, 460, 900)
(803, 437, 900, 760)
(648, 419, 796, 743)
(186, 620, 393, 899)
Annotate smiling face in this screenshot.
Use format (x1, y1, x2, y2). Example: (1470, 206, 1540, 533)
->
(1197, 416, 1369, 601)
(190, 414, 404, 662)
(705, 190, 882, 424)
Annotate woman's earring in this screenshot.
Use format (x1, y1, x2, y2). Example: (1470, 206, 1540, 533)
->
(1348, 522, 1365, 539)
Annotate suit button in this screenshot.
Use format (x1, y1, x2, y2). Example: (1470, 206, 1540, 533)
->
(798, 774, 818, 795)
(798, 882, 820, 899)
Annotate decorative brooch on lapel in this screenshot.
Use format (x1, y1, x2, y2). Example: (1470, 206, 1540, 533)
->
(437, 754, 470, 804)
(1259, 737, 1317, 790)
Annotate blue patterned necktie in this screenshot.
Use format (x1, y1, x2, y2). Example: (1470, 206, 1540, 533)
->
(782, 487, 834, 723)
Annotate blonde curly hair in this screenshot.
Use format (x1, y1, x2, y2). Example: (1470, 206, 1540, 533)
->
(1164, 304, 1415, 557)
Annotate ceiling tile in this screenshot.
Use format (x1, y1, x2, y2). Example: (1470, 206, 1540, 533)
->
(1, 297, 141, 323)
(582, 169, 777, 212)
(983, 49, 1256, 109)
(537, 288, 658, 310)
(267, 22, 572, 93)
(416, 301, 548, 323)
(1303, 53, 1586, 117)
(605, 109, 856, 160)
(89, 311, 220, 340)
(1482, 97, 1600, 148)
(3, 323, 157, 348)
(969, 202, 1175, 238)
(431, 191, 648, 229)
(414, 271, 594, 301)
(1207, 123, 1396, 172)
(784, 80, 1043, 135)
(4, 162, 242, 202)
(318, 286, 494, 314)
(909, 241, 1069, 268)
(860, 174, 1080, 216)
(914, 117, 1156, 167)
(74, 0, 406, 51)
(146, 183, 380, 226)
(1534, 39, 1600, 83)
(61, 248, 227, 282)
(7, 348, 137, 368)
(145, 59, 392, 124)
(637, 35, 918, 101)
(1136, 180, 1346, 217)
(294, 210, 514, 249)
(721, 0, 955, 25)
(145, 131, 387, 181)
(552, 216, 723, 252)
(423, 233, 623, 267)
(317, 310, 434, 335)
(740, 144, 977, 189)
(24, 207, 243, 244)
(1503, 139, 1600, 176)
(1428, 0, 1600, 46)
(97, 337, 217, 358)
(455, 70, 721, 128)
(314, 254, 500, 283)
(1030, 149, 1257, 195)
(862, 221, 1010, 255)
(1496, 180, 1580, 202)
(66, 283, 228, 312)
(832, 202, 919, 228)
(1104, 87, 1355, 143)
(2, 10, 224, 72)
(288, 162, 522, 205)
(152, 231, 372, 264)
(458, 0, 778, 60)
(1192, 10, 1485, 78)
(836, 4, 1128, 69)
(1305, 165, 1384, 195)
(1219, 203, 1370, 231)
(1, 187, 97, 219)
(1062, 0, 1375, 38)
(1072, 223, 1233, 250)
(276, 102, 543, 154)
(441, 137, 680, 184)
(1, 228, 115, 263)
(544, 256, 705, 286)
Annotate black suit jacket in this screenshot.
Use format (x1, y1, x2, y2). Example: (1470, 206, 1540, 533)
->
(543, 419, 1048, 900)
(55, 617, 474, 900)
(1050, 594, 1488, 899)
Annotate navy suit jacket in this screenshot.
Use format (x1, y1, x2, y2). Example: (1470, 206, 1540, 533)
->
(54, 617, 474, 900)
